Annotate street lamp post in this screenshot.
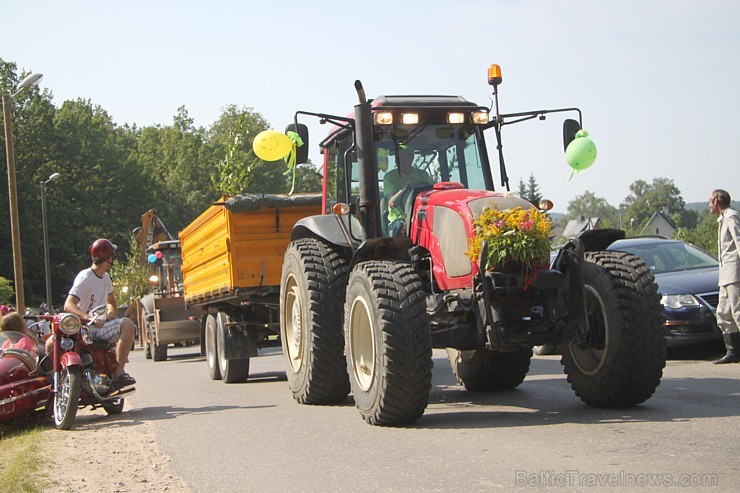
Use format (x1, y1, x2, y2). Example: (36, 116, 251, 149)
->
(41, 172, 61, 312)
(3, 72, 43, 314)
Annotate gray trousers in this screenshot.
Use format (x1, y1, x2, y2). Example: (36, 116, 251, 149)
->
(717, 283, 740, 335)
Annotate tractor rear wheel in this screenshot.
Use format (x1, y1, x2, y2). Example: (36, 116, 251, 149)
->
(562, 251, 666, 407)
(345, 261, 432, 426)
(280, 238, 349, 404)
(447, 347, 532, 391)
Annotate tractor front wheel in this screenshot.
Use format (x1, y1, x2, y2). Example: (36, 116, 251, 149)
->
(562, 251, 666, 407)
(280, 239, 349, 404)
(345, 261, 432, 426)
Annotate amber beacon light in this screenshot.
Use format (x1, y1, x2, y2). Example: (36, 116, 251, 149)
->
(487, 64, 503, 87)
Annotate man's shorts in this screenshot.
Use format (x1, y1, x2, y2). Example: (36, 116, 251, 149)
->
(90, 317, 129, 344)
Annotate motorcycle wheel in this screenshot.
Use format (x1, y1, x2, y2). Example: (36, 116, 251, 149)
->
(54, 366, 82, 430)
(102, 398, 125, 415)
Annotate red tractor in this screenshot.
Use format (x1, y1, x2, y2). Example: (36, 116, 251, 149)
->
(279, 65, 665, 426)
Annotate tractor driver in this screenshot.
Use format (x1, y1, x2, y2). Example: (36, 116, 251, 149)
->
(383, 145, 433, 236)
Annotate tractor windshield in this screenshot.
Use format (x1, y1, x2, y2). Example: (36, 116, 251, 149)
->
(376, 123, 488, 193)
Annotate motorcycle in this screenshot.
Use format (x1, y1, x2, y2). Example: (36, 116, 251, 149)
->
(49, 306, 135, 430)
(0, 331, 51, 424)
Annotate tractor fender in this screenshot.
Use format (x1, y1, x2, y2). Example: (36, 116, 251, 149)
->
(139, 293, 155, 320)
(349, 236, 413, 271)
(60, 351, 83, 369)
(574, 228, 625, 252)
(291, 214, 360, 252)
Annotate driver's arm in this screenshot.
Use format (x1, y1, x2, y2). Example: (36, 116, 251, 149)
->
(388, 182, 411, 209)
(106, 292, 118, 321)
(63, 294, 93, 322)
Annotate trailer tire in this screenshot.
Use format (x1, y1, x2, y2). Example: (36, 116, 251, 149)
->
(153, 334, 168, 362)
(205, 314, 221, 380)
(447, 347, 532, 391)
(216, 311, 250, 383)
(143, 321, 152, 360)
(345, 261, 432, 426)
(280, 238, 349, 404)
(561, 251, 666, 407)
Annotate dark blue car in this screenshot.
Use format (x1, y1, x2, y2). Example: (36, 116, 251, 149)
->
(607, 236, 721, 348)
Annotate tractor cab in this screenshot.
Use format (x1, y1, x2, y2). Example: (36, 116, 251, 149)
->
(146, 240, 184, 297)
(321, 95, 492, 238)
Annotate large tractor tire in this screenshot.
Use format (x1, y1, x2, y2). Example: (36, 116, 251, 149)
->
(344, 261, 433, 426)
(216, 311, 250, 383)
(447, 347, 532, 391)
(280, 238, 350, 404)
(562, 251, 666, 407)
(205, 313, 221, 380)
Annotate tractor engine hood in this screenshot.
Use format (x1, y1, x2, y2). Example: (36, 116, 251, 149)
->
(411, 185, 536, 291)
(418, 186, 535, 221)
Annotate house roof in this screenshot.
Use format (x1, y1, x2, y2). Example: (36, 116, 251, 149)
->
(640, 210, 677, 235)
(562, 217, 601, 238)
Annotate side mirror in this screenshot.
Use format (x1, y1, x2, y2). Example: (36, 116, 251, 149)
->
(563, 119, 581, 152)
(285, 123, 309, 164)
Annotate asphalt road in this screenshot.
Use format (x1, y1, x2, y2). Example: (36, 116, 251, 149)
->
(121, 344, 740, 492)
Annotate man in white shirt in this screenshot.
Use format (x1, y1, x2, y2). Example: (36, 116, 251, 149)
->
(63, 239, 137, 384)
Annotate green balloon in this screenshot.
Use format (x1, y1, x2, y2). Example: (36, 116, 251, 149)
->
(566, 134, 597, 171)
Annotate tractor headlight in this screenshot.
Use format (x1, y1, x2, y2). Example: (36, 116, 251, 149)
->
(58, 313, 81, 335)
(375, 112, 393, 125)
(471, 111, 489, 124)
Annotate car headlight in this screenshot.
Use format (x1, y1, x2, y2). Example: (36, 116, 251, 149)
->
(58, 313, 81, 335)
(661, 294, 700, 309)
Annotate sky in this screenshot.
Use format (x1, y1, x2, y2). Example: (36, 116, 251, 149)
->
(3, 0, 739, 213)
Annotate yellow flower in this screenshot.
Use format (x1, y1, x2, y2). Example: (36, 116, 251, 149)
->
(467, 203, 552, 271)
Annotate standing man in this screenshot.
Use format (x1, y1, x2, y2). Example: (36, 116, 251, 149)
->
(710, 189, 740, 364)
(63, 238, 137, 384)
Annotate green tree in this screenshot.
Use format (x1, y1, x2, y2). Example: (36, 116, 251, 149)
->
(110, 232, 150, 307)
(621, 178, 688, 234)
(134, 106, 213, 233)
(565, 191, 619, 228)
(677, 211, 717, 255)
(517, 173, 543, 206)
(0, 277, 13, 304)
(49, 99, 145, 289)
(206, 105, 288, 195)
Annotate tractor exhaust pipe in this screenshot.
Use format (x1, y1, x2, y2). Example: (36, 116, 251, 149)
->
(354, 80, 380, 239)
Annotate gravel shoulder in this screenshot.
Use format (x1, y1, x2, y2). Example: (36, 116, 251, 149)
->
(33, 405, 189, 492)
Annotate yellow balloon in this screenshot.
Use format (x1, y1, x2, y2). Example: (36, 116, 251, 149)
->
(252, 130, 293, 161)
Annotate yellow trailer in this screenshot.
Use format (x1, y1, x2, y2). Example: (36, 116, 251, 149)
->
(180, 193, 322, 382)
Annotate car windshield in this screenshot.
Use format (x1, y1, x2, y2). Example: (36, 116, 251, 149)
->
(616, 241, 718, 274)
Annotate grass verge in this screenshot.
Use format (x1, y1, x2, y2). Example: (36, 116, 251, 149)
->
(0, 426, 48, 493)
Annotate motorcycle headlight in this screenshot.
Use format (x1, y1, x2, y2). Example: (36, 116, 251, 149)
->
(661, 294, 700, 309)
(59, 313, 81, 335)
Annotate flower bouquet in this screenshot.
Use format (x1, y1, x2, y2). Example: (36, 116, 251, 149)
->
(467, 204, 552, 272)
